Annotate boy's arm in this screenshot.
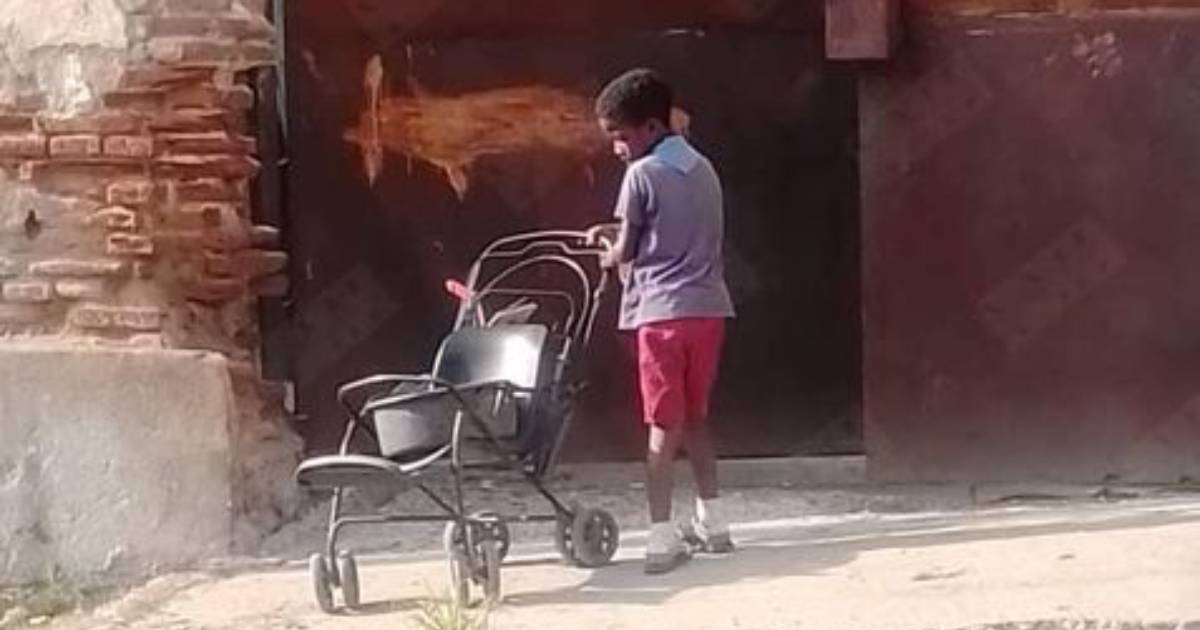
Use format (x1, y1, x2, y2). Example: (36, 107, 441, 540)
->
(602, 219, 640, 269)
(601, 166, 649, 269)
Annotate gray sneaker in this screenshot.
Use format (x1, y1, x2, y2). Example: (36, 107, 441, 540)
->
(682, 519, 735, 554)
(644, 545, 692, 574)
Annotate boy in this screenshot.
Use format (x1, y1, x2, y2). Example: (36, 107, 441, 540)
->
(588, 68, 736, 574)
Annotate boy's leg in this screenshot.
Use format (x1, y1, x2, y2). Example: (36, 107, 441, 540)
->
(683, 319, 733, 553)
(648, 423, 684, 522)
(638, 323, 692, 574)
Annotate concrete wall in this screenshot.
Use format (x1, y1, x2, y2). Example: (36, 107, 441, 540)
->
(860, 11, 1200, 482)
(0, 344, 234, 584)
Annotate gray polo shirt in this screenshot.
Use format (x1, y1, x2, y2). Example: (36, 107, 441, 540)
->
(614, 135, 735, 331)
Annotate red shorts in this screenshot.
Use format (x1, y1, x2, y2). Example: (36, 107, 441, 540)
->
(636, 318, 726, 428)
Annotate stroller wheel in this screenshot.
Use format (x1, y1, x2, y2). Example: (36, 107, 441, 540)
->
(446, 546, 471, 608)
(308, 553, 335, 614)
(471, 511, 511, 561)
(553, 510, 576, 565)
(571, 507, 620, 568)
(443, 515, 511, 562)
(337, 551, 360, 610)
(480, 539, 503, 606)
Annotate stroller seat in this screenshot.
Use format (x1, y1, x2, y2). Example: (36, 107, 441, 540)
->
(296, 324, 553, 491)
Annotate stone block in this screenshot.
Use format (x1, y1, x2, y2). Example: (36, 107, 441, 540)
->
(0, 344, 235, 583)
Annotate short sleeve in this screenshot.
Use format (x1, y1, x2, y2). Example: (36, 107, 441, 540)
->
(613, 165, 651, 226)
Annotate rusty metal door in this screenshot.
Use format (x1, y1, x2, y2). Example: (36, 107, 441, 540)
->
(278, 1, 863, 460)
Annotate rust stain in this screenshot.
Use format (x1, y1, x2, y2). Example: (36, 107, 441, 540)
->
(343, 54, 691, 199)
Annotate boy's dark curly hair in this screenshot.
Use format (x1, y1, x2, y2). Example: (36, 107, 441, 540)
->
(595, 68, 673, 127)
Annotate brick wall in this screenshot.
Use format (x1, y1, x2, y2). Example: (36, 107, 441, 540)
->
(0, 0, 300, 549)
(0, 0, 284, 362)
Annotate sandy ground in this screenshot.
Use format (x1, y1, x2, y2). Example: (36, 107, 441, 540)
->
(28, 478, 1200, 630)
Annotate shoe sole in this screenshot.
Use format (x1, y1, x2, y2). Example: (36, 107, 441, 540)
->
(644, 550, 691, 575)
(682, 530, 735, 554)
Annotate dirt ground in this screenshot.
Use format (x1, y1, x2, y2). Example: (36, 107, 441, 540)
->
(18, 475, 1200, 630)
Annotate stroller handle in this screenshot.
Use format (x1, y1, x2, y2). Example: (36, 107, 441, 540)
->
(457, 230, 613, 347)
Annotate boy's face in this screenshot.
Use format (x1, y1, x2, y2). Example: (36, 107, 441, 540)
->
(599, 117, 664, 163)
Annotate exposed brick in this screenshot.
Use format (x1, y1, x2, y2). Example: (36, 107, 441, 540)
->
(235, 249, 287, 277)
(217, 14, 273, 39)
(103, 135, 155, 159)
(159, 131, 252, 155)
(39, 111, 145, 135)
(0, 303, 47, 325)
(180, 201, 232, 227)
(149, 37, 238, 66)
(54, 279, 108, 300)
(204, 251, 236, 276)
(162, 0, 231, 12)
(185, 277, 243, 302)
(0, 114, 34, 132)
(167, 83, 222, 109)
(86, 206, 140, 231)
(238, 41, 276, 67)
(154, 154, 259, 178)
(251, 273, 288, 297)
(102, 88, 168, 111)
(3, 279, 52, 303)
(106, 233, 155, 257)
(107, 179, 155, 205)
(148, 108, 227, 133)
(249, 225, 280, 248)
(0, 258, 22, 278)
(70, 304, 163, 331)
(145, 15, 217, 38)
(220, 86, 255, 111)
(173, 177, 235, 202)
(152, 229, 207, 253)
(0, 134, 47, 158)
(120, 65, 215, 89)
(30, 258, 128, 277)
(203, 225, 252, 251)
(49, 134, 101, 157)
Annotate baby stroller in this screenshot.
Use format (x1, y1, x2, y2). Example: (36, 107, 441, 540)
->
(294, 230, 619, 612)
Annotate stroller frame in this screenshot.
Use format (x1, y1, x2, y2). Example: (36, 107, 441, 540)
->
(295, 230, 618, 612)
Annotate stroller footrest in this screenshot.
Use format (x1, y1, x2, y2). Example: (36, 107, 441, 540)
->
(295, 448, 448, 489)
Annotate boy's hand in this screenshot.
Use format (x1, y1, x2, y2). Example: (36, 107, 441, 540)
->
(599, 247, 621, 269)
(585, 223, 620, 247)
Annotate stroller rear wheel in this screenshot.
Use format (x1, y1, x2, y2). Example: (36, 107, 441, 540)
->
(337, 551, 360, 609)
(571, 507, 620, 568)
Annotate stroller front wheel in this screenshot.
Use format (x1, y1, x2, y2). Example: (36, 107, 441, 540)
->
(308, 553, 335, 613)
